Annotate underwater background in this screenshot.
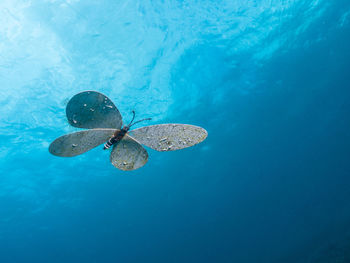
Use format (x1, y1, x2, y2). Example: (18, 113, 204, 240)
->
(1, 0, 350, 262)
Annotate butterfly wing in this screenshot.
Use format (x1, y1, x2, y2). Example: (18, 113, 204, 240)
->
(66, 91, 123, 129)
(129, 124, 208, 151)
(49, 129, 117, 157)
(110, 134, 148, 171)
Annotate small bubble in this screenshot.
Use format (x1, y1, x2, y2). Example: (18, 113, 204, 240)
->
(83, 104, 87, 107)
(90, 108, 95, 111)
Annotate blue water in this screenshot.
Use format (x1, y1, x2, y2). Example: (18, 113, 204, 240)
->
(1, 1, 350, 262)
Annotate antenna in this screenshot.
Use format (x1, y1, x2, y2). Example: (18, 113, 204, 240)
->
(129, 117, 152, 127)
(128, 110, 136, 126)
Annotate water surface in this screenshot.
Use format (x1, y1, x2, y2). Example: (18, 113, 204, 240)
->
(1, 0, 350, 262)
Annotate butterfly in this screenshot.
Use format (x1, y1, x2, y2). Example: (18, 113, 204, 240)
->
(49, 91, 208, 171)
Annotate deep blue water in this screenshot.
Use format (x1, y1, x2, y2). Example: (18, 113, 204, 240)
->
(1, 1, 350, 262)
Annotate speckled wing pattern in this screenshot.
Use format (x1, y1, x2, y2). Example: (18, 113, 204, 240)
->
(49, 129, 117, 157)
(66, 91, 123, 129)
(128, 124, 208, 151)
(110, 134, 148, 171)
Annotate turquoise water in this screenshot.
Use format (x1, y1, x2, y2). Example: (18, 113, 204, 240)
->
(1, 0, 350, 262)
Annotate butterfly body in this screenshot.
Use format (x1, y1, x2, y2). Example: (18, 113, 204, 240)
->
(49, 91, 208, 171)
(103, 126, 129, 150)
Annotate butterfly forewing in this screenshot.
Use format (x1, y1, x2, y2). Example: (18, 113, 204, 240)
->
(66, 91, 123, 129)
(110, 134, 148, 171)
(129, 124, 208, 151)
(49, 129, 117, 157)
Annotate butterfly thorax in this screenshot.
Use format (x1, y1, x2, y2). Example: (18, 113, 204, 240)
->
(115, 126, 129, 138)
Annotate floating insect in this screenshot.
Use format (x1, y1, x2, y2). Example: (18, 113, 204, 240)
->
(49, 91, 208, 171)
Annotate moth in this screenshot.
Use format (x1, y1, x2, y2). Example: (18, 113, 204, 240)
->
(49, 91, 208, 171)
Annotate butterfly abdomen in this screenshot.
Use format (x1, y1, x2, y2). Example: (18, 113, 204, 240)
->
(103, 138, 115, 150)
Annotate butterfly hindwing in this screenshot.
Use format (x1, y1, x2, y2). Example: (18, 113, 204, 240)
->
(49, 129, 117, 157)
(66, 91, 123, 129)
(110, 134, 148, 171)
(129, 124, 208, 151)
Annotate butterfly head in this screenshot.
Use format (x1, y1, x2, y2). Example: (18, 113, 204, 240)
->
(121, 126, 130, 133)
